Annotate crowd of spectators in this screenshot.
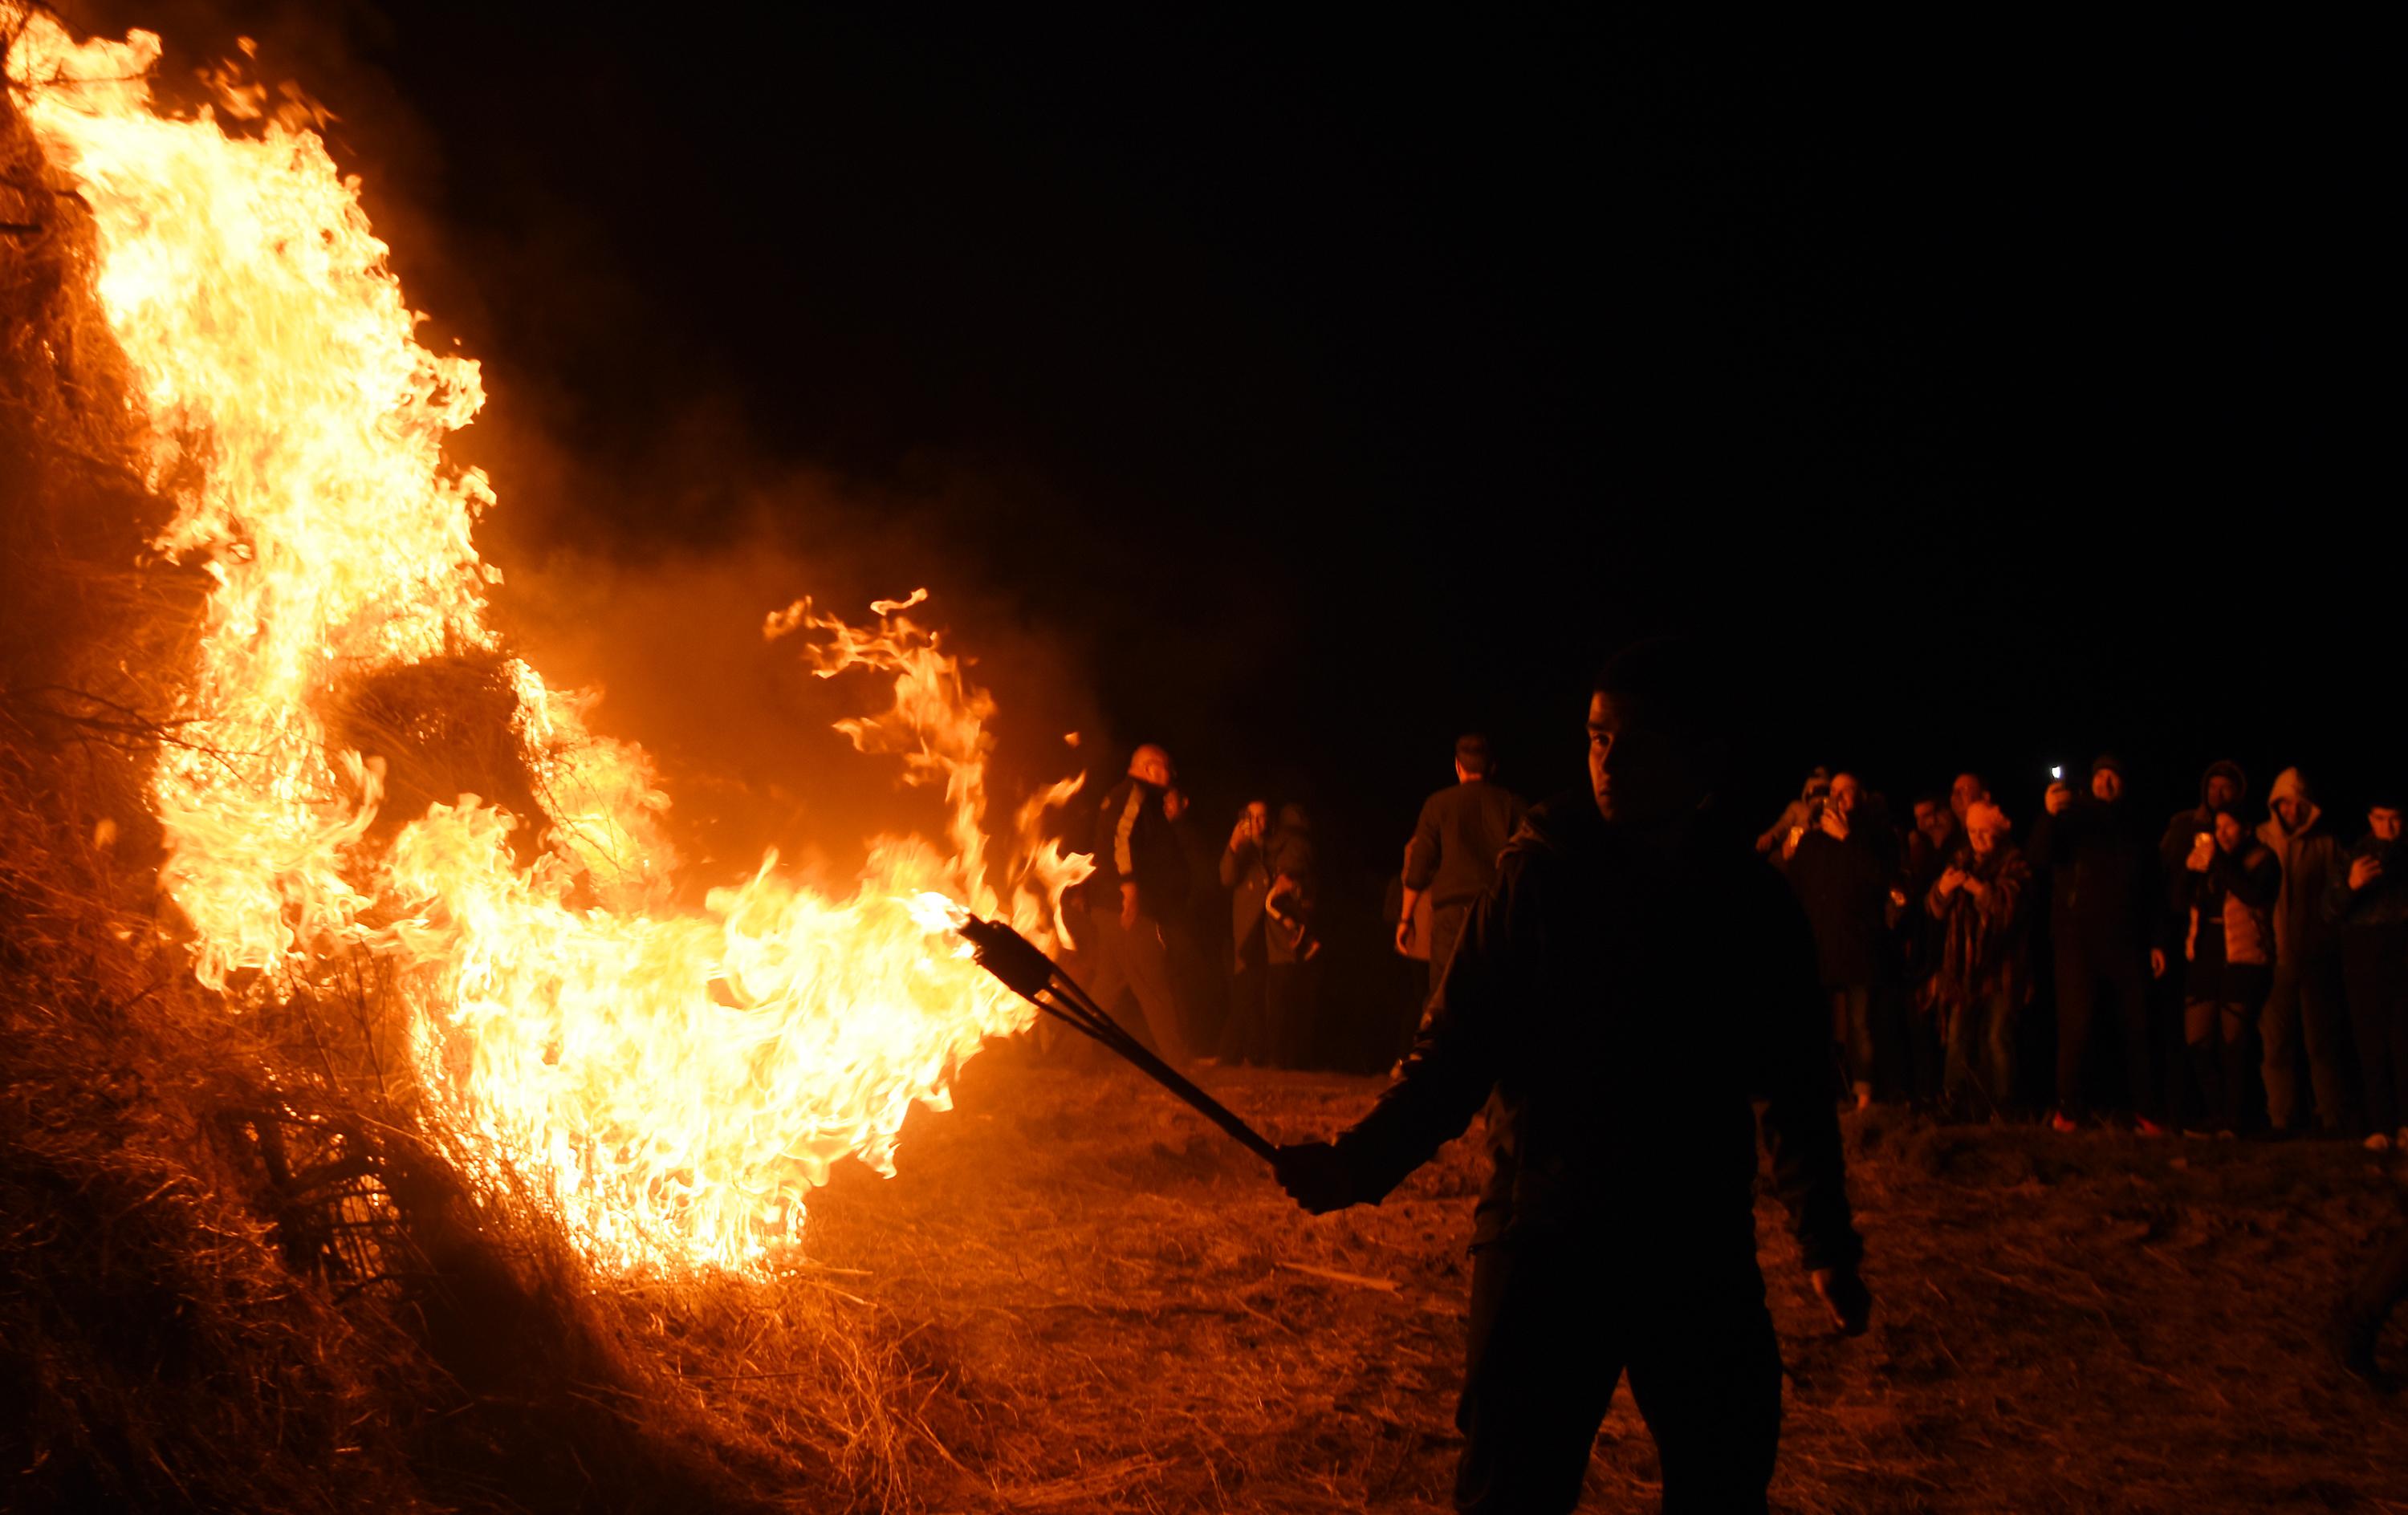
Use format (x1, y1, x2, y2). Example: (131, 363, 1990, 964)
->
(1759, 758, 2408, 1147)
(1056, 739, 2408, 1151)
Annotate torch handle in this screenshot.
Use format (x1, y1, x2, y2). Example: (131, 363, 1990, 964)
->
(962, 914, 1282, 1168)
(1076, 1005, 1282, 1166)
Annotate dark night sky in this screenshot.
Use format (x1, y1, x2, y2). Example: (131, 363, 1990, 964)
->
(91, 6, 2400, 884)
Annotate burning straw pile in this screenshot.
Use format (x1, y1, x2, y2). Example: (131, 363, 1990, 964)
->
(0, 14, 969, 1510)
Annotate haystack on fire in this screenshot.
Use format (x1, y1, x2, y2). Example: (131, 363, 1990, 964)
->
(4, 10, 1094, 1273)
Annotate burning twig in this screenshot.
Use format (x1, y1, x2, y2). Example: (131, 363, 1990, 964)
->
(951, 913, 1279, 1166)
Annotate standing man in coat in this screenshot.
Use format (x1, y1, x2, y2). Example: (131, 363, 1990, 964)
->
(1080, 744, 1192, 1065)
(2030, 755, 2170, 1133)
(1396, 734, 1528, 985)
(1272, 639, 1869, 1515)
(1786, 772, 1898, 1110)
(2258, 767, 2351, 1133)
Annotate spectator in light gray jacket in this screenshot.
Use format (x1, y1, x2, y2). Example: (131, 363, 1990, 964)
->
(2257, 767, 2351, 1133)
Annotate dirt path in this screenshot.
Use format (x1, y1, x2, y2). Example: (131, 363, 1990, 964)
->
(788, 1055, 2408, 1513)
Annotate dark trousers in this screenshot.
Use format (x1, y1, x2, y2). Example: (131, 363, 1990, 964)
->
(1453, 1241, 1781, 1514)
(1831, 985, 1876, 1098)
(1429, 900, 1473, 987)
(2056, 939, 2158, 1119)
(2345, 929, 2408, 1135)
(1218, 927, 1270, 1065)
(1265, 957, 1320, 1069)
(1942, 984, 2016, 1114)
(2262, 956, 2350, 1131)
(1082, 912, 1189, 1062)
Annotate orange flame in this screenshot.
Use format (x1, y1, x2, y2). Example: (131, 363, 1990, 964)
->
(7, 13, 1090, 1272)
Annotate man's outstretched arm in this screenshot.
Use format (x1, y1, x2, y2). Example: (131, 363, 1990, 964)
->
(1275, 859, 1527, 1212)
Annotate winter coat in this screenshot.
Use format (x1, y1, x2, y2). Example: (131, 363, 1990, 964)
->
(2255, 767, 2346, 964)
(2181, 838, 2281, 969)
(1326, 794, 1861, 1275)
(1086, 774, 1187, 919)
(2327, 835, 2408, 933)
(1787, 822, 1897, 989)
(1222, 836, 1273, 947)
(2029, 794, 2166, 959)
(1925, 842, 2031, 1009)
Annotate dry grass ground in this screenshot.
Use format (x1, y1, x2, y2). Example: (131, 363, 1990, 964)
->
(723, 1052, 2408, 1514)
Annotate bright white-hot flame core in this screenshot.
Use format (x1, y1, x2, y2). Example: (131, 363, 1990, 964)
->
(6, 14, 1091, 1272)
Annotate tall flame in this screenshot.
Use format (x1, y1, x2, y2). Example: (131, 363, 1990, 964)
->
(7, 14, 1090, 1271)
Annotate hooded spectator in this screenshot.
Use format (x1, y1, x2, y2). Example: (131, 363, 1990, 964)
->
(1759, 766, 1832, 857)
(2328, 795, 2408, 1150)
(1926, 800, 2031, 1117)
(2159, 759, 2248, 879)
(1785, 772, 1898, 1109)
(2030, 754, 2170, 1133)
(2256, 767, 2352, 1133)
(2175, 806, 2281, 1135)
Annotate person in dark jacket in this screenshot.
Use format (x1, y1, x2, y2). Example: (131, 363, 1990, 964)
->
(1161, 786, 1228, 1055)
(1262, 803, 1322, 1067)
(1397, 734, 1529, 985)
(1217, 799, 1275, 1066)
(2257, 767, 2352, 1133)
(2174, 806, 2282, 1135)
(2029, 754, 2170, 1133)
(1900, 792, 1964, 1100)
(2329, 796, 2408, 1150)
(1785, 771, 1896, 1110)
(1080, 745, 1192, 1064)
(1926, 800, 2032, 1118)
(1272, 640, 1869, 1515)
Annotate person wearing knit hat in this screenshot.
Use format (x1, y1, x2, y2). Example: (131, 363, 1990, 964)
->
(2034, 749, 2170, 1132)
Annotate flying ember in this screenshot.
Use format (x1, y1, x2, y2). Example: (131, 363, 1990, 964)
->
(4, 12, 1091, 1273)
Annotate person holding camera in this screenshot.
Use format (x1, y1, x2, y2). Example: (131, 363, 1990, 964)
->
(1216, 799, 1276, 1066)
(2030, 754, 2170, 1133)
(2175, 806, 2282, 1136)
(1786, 771, 1897, 1111)
(2330, 794, 2408, 1150)
(1926, 800, 2031, 1119)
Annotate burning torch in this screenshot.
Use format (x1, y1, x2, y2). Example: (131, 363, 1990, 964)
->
(938, 905, 1279, 1166)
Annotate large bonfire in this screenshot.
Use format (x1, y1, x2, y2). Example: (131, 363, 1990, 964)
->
(3, 11, 1090, 1273)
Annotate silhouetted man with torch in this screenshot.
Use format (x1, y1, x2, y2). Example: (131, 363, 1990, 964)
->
(1274, 639, 1870, 1515)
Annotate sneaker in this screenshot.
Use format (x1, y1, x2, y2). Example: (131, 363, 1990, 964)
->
(2366, 1132, 2394, 1154)
(2050, 1110, 2080, 1135)
(2133, 1116, 2169, 1139)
